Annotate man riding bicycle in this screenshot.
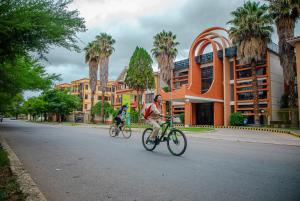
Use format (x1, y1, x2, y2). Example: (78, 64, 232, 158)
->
(114, 104, 128, 135)
(144, 94, 165, 144)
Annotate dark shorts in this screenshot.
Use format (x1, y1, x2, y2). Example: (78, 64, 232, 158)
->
(114, 117, 122, 126)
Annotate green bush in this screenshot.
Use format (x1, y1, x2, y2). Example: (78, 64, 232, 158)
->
(130, 109, 139, 123)
(230, 112, 245, 126)
(179, 113, 184, 124)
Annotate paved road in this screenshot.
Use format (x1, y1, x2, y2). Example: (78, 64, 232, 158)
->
(1, 120, 300, 201)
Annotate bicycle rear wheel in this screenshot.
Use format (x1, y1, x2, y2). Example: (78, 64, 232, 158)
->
(167, 129, 187, 156)
(142, 128, 156, 151)
(122, 127, 132, 139)
(109, 126, 117, 137)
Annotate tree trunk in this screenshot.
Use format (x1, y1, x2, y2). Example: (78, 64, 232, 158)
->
(276, 18, 297, 126)
(289, 80, 298, 127)
(101, 91, 105, 123)
(90, 91, 95, 123)
(89, 59, 98, 123)
(251, 60, 260, 125)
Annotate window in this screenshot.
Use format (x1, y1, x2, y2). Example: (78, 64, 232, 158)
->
(256, 67, 266, 76)
(237, 69, 252, 78)
(230, 61, 234, 80)
(84, 104, 87, 109)
(146, 93, 154, 103)
(98, 86, 101, 91)
(85, 94, 88, 99)
(201, 66, 213, 93)
(105, 97, 110, 101)
(259, 91, 267, 99)
(85, 85, 88, 90)
(98, 96, 101, 100)
(237, 92, 253, 100)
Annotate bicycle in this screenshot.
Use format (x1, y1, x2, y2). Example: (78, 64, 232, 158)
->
(109, 123, 132, 139)
(142, 116, 187, 156)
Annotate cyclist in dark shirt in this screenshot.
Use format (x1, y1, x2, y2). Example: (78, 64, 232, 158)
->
(114, 104, 128, 134)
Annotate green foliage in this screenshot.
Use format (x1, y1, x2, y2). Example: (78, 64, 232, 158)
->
(0, 56, 59, 111)
(163, 86, 170, 92)
(230, 112, 245, 126)
(227, 1, 273, 63)
(0, 0, 86, 60)
(43, 89, 80, 117)
(179, 113, 185, 124)
(125, 47, 155, 91)
(23, 96, 46, 118)
(0, 0, 85, 113)
(91, 101, 113, 119)
(130, 109, 140, 123)
(0, 148, 9, 168)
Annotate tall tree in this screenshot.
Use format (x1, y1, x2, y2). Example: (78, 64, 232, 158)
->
(228, 1, 273, 125)
(43, 89, 80, 122)
(125, 47, 155, 116)
(84, 41, 99, 122)
(151, 31, 179, 90)
(267, 0, 300, 125)
(95, 33, 115, 122)
(0, 0, 85, 112)
(0, 0, 86, 61)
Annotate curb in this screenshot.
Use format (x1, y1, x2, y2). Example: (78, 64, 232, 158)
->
(0, 136, 47, 201)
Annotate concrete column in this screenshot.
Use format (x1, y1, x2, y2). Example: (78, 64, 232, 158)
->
(184, 100, 192, 127)
(223, 57, 231, 126)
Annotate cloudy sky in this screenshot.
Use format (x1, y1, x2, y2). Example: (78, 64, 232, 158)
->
(45, 0, 300, 85)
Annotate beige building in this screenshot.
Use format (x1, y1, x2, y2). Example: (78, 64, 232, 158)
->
(57, 78, 115, 113)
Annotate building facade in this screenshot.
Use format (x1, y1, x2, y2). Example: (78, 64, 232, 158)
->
(161, 27, 284, 126)
(57, 78, 115, 113)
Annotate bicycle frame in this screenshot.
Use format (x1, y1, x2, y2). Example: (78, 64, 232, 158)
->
(156, 120, 175, 145)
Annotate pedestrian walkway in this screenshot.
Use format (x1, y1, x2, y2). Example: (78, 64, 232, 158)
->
(188, 128, 300, 146)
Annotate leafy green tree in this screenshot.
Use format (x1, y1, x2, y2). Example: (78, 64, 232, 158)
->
(0, 0, 86, 60)
(43, 89, 80, 122)
(0, 0, 85, 113)
(23, 96, 46, 121)
(125, 47, 155, 115)
(5, 94, 24, 119)
(228, 1, 273, 125)
(0, 56, 59, 111)
(91, 101, 113, 122)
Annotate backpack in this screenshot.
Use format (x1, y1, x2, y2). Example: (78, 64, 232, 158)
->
(144, 104, 152, 120)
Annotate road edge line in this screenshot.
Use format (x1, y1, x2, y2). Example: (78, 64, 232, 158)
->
(0, 135, 48, 201)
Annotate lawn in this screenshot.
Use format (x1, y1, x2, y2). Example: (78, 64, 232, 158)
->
(178, 127, 214, 132)
(0, 144, 26, 201)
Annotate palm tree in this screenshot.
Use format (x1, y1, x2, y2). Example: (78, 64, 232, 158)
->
(228, 1, 273, 125)
(84, 41, 98, 122)
(95, 33, 115, 122)
(267, 0, 300, 125)
(151, 31, 179, 90)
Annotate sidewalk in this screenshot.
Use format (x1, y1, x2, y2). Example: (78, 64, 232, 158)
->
(188, 128, 300, 146)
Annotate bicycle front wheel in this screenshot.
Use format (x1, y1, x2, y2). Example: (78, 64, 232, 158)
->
(109, 126, 117, 137)
(167, 129, 187, 156)
(142, 128, 156, 151)
(122, 127, 132, 139)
